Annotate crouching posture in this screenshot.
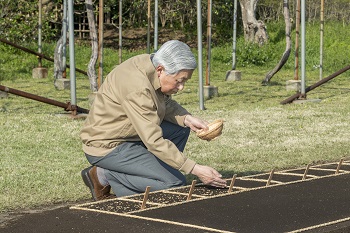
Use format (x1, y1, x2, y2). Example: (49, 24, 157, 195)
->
(80, 40, 226, 200)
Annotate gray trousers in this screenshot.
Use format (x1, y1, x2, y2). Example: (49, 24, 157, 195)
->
(85, 121, 190, 197)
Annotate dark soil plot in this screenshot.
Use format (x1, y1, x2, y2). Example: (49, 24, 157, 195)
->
(82, 199, 156, 213)
(317, 163, 350, 172)
(252, 173, 304, 183)
(306, 169, 340, 176)
(233, 178, 267, 188)
(128, 192, 198, 204)
(1, 207, 208, 233)
(283, 168, 312, 175)
(3, 161, 350, 233)
(171, 185, 240, 196)
(136, 173, 350, 233)
(339, 164, 350, 171)
(284, 168, 336, 177)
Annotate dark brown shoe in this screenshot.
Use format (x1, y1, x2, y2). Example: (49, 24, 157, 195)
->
(81, 166, 114, 201)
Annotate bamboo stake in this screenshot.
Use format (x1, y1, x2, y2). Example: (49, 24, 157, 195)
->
(187, 180, 197, 201)
(266, 169, 275, 186)
(228, 174, 237, 193)
(302, 164, 311, 180)
(140, 186, 151, 210)
(335, 158, 344, 174)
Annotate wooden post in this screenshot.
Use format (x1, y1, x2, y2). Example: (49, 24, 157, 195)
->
(228, 174, 237, 193)
(302, 164, 311, 180)
(147, 0, 151, 54)
(335, 158, 344, 174)
(118, 0, 122, 64)
(187, 180, 197, 201)
(140, 186, 151, 210)
(205, 0, 212, 86)
(266, 169, 274, 186)
(38, 0, 43, 67)
(319, 0, 324, 80)
(294, 0, 301, 80)
(98, 0, 104, 87)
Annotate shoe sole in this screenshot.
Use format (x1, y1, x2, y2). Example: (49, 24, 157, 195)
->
(81, 167, 97, 201)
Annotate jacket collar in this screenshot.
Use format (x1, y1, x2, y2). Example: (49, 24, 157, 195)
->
(136, 54, 161, 91)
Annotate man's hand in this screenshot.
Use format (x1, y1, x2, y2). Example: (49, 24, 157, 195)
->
(191, 164, 227, 188)
(184, 115, 209, 132)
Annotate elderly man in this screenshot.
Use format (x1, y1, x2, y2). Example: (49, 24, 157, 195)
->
(80, 40, 226, 200)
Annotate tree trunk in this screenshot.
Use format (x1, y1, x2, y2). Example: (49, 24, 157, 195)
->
(85, 0, 98, 92)
(262, 0, 291, 84)
(239, 0, 268, 45)
(160, 9, 167, 27)
(53, 36, 63, 81)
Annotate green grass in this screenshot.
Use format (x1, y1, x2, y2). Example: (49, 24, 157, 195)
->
(1, 22, 350, 213)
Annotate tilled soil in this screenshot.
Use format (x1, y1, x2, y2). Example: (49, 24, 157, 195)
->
(2, 161, 350, 233)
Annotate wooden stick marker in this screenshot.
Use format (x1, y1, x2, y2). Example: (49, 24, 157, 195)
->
(187, 180, 197, 201)
(302, 164, 311, 180)
(266, 169, 275, 186)
(228, 174, 237, 193)
(140, 186, 151, 210)
(335, 158, 344, 174)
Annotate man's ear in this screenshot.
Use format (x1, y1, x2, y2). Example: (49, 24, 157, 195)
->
(156, 65, 164, 77)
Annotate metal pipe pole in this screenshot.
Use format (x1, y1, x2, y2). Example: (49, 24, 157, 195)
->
(118, 0, 122, 64)
(147, 0, 151, 54)
(280, 64, 350, 105)
(319, 0, 324, 80)
(68, 0, 77, 109)
(62, 0, 68, 78)
(154, 0, 158, 51)
(0, 85, 89, 114)
(38, 0, 43, 67)
(300, 0, 306, 97)
(205, 0, 212, 86)
(232, 0, 238, 70)
(0, 38, 87, 75)
(197, 0, 205, 110)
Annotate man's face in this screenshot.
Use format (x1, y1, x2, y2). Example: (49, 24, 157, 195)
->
(157, 66, 193, 95)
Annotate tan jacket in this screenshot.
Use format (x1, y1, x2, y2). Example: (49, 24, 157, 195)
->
(80, 54, 196, 174)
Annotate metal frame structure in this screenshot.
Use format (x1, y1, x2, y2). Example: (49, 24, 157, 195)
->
(283, 0, 349, 104)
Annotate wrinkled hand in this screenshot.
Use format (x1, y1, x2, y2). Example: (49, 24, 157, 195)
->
(184, 115, 209, 132)
(191, 164, 227, 188)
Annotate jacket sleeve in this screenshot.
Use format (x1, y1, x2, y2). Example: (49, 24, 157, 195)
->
(163, 95, 190, 127)
(122, 89, 196, 174)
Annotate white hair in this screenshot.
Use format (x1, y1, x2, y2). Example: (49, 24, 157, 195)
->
(151, 40, 197, 75)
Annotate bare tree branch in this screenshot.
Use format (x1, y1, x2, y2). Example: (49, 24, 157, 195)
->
(262, 0, 291, 84)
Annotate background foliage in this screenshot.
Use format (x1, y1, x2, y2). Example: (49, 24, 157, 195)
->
(1, 21, 349, 82)
(1, 0, 350, 44)
(1, 0, 349, 75)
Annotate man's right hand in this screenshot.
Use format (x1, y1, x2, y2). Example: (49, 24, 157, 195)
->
(191, 164, 227, 188)
(184, 115, 209, 132)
